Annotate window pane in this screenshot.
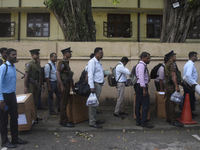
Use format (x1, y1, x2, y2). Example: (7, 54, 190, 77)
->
(116, 15, 122, 22)
(0, 14, 11, 37)
(28, 14, 34, 22)
(35, 14, 42, 22)
(123, 15, 129, 22)
(27, 13, 50, 37)
(35, 23, 41, 36)
(43, 14, 50, 22)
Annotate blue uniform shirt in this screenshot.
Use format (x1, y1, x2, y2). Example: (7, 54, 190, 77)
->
(0, 61, 16, 101)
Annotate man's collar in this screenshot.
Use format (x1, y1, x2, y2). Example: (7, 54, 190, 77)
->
(31, 58, 37, 63)
(188, 60, 194, 64)
(139, 60, 146, 65)
(93, 57, 100, 62)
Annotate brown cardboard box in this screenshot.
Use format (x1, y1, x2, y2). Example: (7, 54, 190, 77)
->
(155, 91, 166, 118)
(67, 93, 89, 124)
(133, 92, 150, 120)
(16, 93, 36, 131)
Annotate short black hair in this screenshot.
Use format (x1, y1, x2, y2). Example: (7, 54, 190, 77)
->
(6, 48, 16, 55)
(50, 52, 56, 58)
(189, 51, 197, 59)
(121, 57, 129, 63)
(140, 52, 150, 59)
(90, 53, 94, 59)
(0, 47, 7, 54)
(94, 47, 103, 54)
(164, 56, 168, 64)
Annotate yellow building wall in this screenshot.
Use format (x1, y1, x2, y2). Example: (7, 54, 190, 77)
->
(92, 0, 137, 8)
(21, 0, 45, 7)
(0, 0, 19, 7)
(141, 0, 163, 8)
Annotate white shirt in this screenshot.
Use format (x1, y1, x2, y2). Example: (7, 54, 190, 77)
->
(88, 57, 104, 88)
(155, 63, 165, 83)
(115, 62, 130, 82)
(183, 60, 198, 85)
(45, 61, 57, 81)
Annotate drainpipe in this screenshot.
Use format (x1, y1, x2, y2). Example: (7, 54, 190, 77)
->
(137, 0, 140, 42)
(18, 0, 21, 41)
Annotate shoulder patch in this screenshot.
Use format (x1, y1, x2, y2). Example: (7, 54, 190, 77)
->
(26, 63, 30, 67)
(173, 63, 176, 68)
(61, 64, 64, 69)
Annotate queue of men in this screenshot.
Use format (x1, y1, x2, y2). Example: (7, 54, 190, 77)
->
(0, 46, 199, 148)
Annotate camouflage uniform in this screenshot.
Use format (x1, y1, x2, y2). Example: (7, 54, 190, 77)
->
(164, 60, 180, 123)
(57, 59, 74, 123)
(24, 59, 41, 113)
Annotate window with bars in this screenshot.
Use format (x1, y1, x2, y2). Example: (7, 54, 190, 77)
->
(103, 14, 132, 38)
(27, 13, 50, 37)
(147, 15, 163, 38)
(0, 13, 15, 37)
(187, 20, 200, 39)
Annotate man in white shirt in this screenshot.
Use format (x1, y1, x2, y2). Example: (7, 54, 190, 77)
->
(114, 57, 130, 118)
(87, 47, 105, 128)
(45, 53, 60, 115)
(183, 51, 198, 116)
(154, 57, 167, 91)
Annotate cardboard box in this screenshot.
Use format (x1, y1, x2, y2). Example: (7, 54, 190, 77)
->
(67, 93, 89, 124)
(155, 91, 166, 118)
(17, 93, 36, 131)
(133, 91, 150, 120)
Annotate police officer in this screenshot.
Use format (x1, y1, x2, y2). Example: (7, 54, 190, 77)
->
(24, 49, 44, 124)
(164, 50, 183, 127)
(56, 47, 74, 127)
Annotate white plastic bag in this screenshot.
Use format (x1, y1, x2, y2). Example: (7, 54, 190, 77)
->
(86, 93, 99, 107)
(170, 91, 183, 105)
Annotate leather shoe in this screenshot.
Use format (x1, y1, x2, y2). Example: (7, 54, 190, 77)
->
(49, 110, 59, 115)
(192, 112, 198, 116)
(141, 123, 155, 128)
(136, 122, 141, 126)
(89, 124, 102, 128)
(96, 120, 104, 124)
(170, 121, 183, 127)
(1, 141, 16, 148)
(11, 138, 27, 144)
(166, 119, 170, 123)
(34, 120, 39, 124)
(113, 113, 124, 118)
(36, 117, 43, 121)
(60, 121, 75, 127)
(119, 112, 129, 115)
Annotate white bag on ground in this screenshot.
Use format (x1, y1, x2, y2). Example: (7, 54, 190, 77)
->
(86, 93, 99, 107)
(170, 91, 183, 105)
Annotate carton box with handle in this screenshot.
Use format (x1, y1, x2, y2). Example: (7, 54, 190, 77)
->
(155, 91, 166, 118)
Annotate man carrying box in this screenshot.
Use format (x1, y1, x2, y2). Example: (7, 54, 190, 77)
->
(0, 48, 27, 148)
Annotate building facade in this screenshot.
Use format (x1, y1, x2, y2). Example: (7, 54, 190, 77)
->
(0, 0, 199, 42)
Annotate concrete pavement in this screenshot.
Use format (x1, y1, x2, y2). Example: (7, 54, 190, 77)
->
(29, 104, 200, 132)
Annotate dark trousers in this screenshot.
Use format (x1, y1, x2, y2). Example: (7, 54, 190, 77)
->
(0, 92, 18, 144)
(58, 82, 70, 123)
(154, 81, 165, 91)
(37, 90, 42, 108)
(134, 83, 150, 125)
(48, 81, 60, 112)
(165, 86, 176, 123)
(183, 86, 196, 111)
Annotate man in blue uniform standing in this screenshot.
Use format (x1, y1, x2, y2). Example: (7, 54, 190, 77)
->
(0, 48, 27, 148)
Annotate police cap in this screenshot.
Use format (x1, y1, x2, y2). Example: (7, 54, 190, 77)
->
(29, 49, 40, 55)
(61, 47, 72, 54)
(165, 50, 176, 57)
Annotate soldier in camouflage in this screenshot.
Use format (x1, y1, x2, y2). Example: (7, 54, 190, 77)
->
(24, 49, 45, 124)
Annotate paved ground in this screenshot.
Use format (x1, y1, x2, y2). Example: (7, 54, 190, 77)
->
(32, 104, 200, 132)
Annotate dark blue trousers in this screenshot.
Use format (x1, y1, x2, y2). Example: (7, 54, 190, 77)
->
(134, 83, 150, 125)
